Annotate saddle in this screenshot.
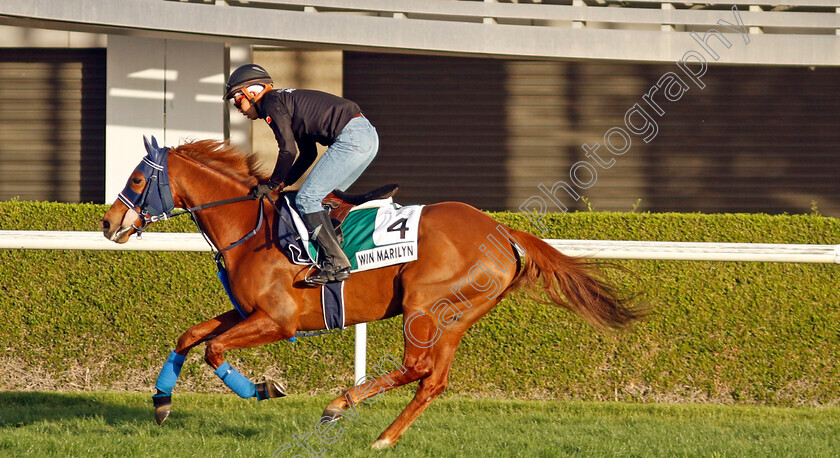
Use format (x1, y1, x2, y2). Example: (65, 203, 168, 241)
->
(321, 183, 399, 224)
(274, 183, 419, 272)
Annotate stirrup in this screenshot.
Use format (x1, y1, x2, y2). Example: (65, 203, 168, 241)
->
(305, 267, 350, 285)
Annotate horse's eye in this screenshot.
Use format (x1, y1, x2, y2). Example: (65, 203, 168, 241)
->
(132, 177, 143, 184)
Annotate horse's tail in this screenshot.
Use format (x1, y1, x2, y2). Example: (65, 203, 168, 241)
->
(507, 229, 647, 330)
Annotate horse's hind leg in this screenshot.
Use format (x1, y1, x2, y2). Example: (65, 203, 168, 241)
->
(320, 305, 449, 420)
(371, 331, 464, 449)
(321, 306, 467, 448)
(153, 309, 242, 425)
(320, 346, 433, 422)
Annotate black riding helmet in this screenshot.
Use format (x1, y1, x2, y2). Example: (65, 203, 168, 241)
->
(223, 64, 273, 100)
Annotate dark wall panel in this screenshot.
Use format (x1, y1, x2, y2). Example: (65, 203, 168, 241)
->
(345, 51, 840, 216)
(0, 48, 106, 203)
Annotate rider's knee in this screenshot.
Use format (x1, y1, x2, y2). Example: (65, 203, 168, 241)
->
(295, 193, 323, 215)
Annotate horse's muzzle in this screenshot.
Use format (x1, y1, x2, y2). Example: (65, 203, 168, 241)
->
(100, 208, 140, 243)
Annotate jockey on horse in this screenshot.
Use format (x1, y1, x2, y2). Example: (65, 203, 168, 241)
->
(223, 64, 380, 285)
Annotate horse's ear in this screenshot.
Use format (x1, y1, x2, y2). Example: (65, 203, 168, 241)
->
(143, 135, 167, 161)
(143, 135, 154, 156)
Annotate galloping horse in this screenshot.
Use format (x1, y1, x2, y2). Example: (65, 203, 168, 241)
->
(100, 138, 645, 449)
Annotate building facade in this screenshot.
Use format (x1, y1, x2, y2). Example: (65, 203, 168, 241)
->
(1, 1, 838, 215)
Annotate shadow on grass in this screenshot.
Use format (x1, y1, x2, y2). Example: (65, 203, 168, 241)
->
(0, 391, 169, 427)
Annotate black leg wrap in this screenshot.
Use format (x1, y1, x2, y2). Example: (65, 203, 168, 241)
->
(256, 383, 269, 401)
(152, 389, 172, 408)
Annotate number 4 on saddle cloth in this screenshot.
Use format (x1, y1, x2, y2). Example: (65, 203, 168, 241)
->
(218, 184, 424, 334)
(289, 194, 423, 273)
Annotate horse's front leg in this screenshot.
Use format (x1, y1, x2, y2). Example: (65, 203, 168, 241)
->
(204, 309, 294, 402)
(153, 310, 241, 425)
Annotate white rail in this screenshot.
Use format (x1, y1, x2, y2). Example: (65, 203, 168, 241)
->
(2, 229, 838, 383)
(1, 230, 838, 264)
(547, 239, 840, 264)
(0, 230, 211, 252)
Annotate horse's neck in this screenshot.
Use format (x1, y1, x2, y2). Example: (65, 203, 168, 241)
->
(168, 154, 260, 252)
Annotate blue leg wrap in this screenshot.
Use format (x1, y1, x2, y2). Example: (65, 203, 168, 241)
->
(214, 362, 257, 399)
(155, 350, 186, 396)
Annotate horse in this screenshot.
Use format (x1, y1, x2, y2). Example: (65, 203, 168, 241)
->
(99, 137, 646, 449)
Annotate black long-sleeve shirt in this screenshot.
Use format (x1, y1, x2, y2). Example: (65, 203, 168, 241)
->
(255, 88, 361, 185)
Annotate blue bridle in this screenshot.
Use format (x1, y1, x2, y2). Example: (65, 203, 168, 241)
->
(116, 135, 273, 248)
(117, 135, 176, 229)
(113, 135, 325, 341)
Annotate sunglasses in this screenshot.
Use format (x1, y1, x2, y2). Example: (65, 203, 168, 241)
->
(232, 92, 247, 109)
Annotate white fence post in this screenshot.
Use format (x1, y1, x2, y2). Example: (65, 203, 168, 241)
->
(354, 323, 367, 384)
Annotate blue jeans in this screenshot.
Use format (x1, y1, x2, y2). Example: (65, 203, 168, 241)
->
(295, 116, 379, 215)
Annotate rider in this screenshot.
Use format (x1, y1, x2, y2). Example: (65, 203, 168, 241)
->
(223, 64, 379, 285)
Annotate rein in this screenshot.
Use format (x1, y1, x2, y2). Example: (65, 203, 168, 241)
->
(181, 195, 267, 259)
(131, 190, 271, 261)
(122, 136, 278, 256)
(134, 195, 256, 234)
(122, 137, 338, 340)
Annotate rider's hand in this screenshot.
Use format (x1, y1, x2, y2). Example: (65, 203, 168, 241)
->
(248, 181, 282, 198)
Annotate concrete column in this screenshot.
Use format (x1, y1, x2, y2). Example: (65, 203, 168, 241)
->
(105, 36, 224, 202)
(227, 44, 252, 152)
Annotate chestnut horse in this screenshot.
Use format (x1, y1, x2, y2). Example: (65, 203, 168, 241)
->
(100, 138, 644, 449)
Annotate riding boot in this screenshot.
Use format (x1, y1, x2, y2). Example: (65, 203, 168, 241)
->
(302, 210, 351, 285)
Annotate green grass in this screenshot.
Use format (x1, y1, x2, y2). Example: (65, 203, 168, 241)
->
(1, 391, 838, 457)
(4, 201, 840, 404)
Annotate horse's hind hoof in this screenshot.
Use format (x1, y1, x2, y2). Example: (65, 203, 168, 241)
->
(371, 438, 394, 450)
(256, 378, 287, 400)
(155, 404, 171, 425)
(320, 409, 341, 423)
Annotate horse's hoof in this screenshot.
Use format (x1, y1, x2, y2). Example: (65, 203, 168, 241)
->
(371, 438, 394, 450)
(155, 404, 171, 425)
(320, 408, 341, 423)
(256, 378, 287, 400)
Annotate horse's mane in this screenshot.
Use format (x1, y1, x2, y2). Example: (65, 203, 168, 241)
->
(170, 139, 268, 185)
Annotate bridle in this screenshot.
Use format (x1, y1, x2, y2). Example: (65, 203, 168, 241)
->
(117, 137, 176, 235)
(116, 136, 270, 257)
(117, 136, 344, 339)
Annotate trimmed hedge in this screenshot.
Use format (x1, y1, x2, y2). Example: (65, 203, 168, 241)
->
(1, 201, 839, 406)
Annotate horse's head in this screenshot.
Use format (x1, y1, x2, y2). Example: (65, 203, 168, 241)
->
(100, 136, 175, 243)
